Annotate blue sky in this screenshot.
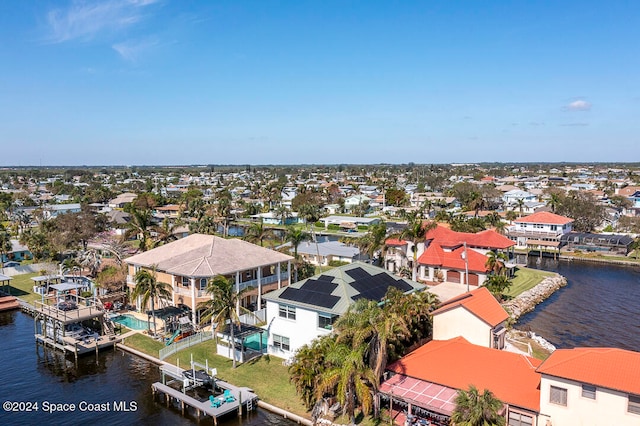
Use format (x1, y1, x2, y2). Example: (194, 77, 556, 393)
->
(1, 1, 638, 166)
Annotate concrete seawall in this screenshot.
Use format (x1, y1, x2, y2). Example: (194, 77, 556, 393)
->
(502, 274, 568, 322)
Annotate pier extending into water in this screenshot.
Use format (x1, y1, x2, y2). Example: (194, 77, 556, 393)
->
(152, 362, 258, 425)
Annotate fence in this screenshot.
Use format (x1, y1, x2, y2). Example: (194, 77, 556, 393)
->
(159, 331, 213, 360)
(238, 308, 266, 326)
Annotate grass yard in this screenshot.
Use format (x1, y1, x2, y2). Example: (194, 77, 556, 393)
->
(121, 334, 309, 418)
(1, 272, 41, 305)
(505, 267, 555, 298)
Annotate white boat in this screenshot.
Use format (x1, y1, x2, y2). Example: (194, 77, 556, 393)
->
(41, 320, 100, 343)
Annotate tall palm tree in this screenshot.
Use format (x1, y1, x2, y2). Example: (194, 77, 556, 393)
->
(514, 198, 525, 217)
(285, 226, 309, 259)
(288, 334, 334, 410)
(357, 221, 387, 265)
(197, 275, 249, 368)
(131, 268, 172, 336)
(0, 225, 12, 274)
(124, 206, 154, 252)
(317, 340, 376, 424)
(451, 385, 505, 426)
(397, 212, 436, 282)
(547, 192, 562, 213)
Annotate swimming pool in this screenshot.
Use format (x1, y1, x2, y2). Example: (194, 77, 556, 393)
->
(111, 314, 150, 330)
(244, 332, 268, 351)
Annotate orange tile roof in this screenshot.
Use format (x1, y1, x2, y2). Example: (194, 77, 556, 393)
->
(387, 337, 542, 412)
(425, 225, 515, 250)
(385, 238, 407, 246)
(514, 211, 573, 225)
(431, 287, 508, 327)
(418, 242, 488, 273)
(537, 347, 640, 395)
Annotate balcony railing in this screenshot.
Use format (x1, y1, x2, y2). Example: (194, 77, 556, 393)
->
(506, 227, 562, 238)
(236, 273, 285, 292)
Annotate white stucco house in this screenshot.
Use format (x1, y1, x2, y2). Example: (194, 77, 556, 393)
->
(262, 262, 425, 360)
(295, 240, 362, 266)
(506, 211, 573, 250)
(537, 347, 640, 426)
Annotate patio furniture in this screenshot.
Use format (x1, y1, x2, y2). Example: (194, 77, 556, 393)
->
(209, 395, 222, 408)
(223, 389, 235, 402)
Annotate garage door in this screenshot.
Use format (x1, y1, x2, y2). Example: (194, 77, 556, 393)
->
(468, 273, 479, 286)
(448, 270, 460, 283)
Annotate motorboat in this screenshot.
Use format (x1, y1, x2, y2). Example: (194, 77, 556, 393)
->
(182, 369, 213, 386)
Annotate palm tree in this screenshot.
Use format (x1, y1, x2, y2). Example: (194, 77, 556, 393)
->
(197, 275, 249, 368)
(285, 226, 309, 259)
(288, 334, 334, 410)
(131, 268, 172, 336)
(124, 206, 154, 252)
(0, 225, 12, 274)
(485, 251, 508, 276)
(317, 340, 376, 424)
(357, 221, 387, 264)
(244, 219, 274, 247)
(514, 198, 525, 217)
(397, 212, 436, 282)
(547, 192, 561, 213)
(451, 385, 505, 426)
(483, 274, 512, 301)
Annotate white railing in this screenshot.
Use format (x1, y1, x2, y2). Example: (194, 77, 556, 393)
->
(239, 308, 266, 326)
(159, 331, 213, 360)
(506, 227, 562, 238)
(236, 273, 285, 291)
(173, 286, 206, 298)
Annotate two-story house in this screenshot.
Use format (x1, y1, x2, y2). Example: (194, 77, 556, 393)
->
(537, 347, 640, 426)
(125, 234, 294, 325)
(262, 262, 425, 359)
(506, 211, 573, 250)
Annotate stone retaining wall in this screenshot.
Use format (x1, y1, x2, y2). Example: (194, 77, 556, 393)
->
(502, 274, 567, 321)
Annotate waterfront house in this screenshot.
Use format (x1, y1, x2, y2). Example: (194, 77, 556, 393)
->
(431, 287, 508, 349)
(124, 234, 294, 325)
(559, 232, 634, 255)
(262, 262, 425, 359)
(321, 215, 381, 231)
(379, 337, 542, 425)
(108, 192, 138, 209)
(537, 347, 640, 426)
(506, 211, 573, 250)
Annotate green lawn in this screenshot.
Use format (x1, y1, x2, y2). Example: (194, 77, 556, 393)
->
(1, 272, 42, 305)
(121, 334, 309, 418)
(504, 267, 555, 298)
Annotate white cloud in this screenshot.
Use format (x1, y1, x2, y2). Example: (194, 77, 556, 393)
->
(45, 0, 159, 43)
(112, 38, 158, 62)
(564, 99, 592, 111)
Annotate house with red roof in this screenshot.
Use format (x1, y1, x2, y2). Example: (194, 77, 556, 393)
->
(506, 211, 573, 250)
(385, 225, 515, 285)
(431, 287, 508, 349)
(379, 337, 542, 425)
(537, 347, 640, 426)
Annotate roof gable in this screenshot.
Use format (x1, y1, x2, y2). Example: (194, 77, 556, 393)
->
(515, 211, 573, 225)
(431, 287, 508, 327)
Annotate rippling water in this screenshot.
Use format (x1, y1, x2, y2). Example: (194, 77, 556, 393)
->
(0, 311, 296, 426)
(518, 258, 640, 351)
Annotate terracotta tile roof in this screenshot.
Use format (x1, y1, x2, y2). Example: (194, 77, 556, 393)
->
(514, 211, 573, 225)
(125, 233, 294, 277)
(418, 242, 488, 273)
(537, 347, 640, 395)
(425, 225, 514, 250)
(387, 337, 541, 412)
(431, 287, 508, 327)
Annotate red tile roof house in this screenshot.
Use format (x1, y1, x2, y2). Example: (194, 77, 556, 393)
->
(506, 211, 573, 251)
(431, 287, 509, 349)
(385, 225, 515, 287)
(537, 347, 640, 426)
(378, 337, 542, 425)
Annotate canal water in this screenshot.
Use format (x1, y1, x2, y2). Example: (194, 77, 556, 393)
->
(518, 258, 640, 352)
(0, 311, 296, 426)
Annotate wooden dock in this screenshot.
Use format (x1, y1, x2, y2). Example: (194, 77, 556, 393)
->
(35, 332, 121, 356)
(152, 366, 258, 425)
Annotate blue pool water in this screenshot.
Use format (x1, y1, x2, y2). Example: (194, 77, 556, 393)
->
(112, 314, 150, 330)
(244, 332, 268, 351)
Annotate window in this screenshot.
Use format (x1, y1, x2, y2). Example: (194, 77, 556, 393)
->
(550, 385, 567, 406)
(581, 384, 596, 399)
(181, 276, 190, 287)
(199, 278, 207, 290)
(273, 334, 290, 351)
(508, 411, 533, 426)
(318, 313, 338, 330)
(629, 395, 640, 415)
(279, 304, 296, 320)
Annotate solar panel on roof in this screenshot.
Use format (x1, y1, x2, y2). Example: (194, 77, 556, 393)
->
(301, 279, 338, 294)
(278, 285, 340, 309)
(347, 269, 416, 301)
(317, 275, 334, 282)
(345, 267, 369, 281)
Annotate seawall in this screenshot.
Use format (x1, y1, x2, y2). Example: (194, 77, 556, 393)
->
(502, 274, 568, 322)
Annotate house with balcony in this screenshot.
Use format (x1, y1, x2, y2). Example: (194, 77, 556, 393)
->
(295, 240, 362, 266)
(537, 347, 640, 426)
(262, 262, 425, 360)
(506, 211, 573, 250)
(124, 233, 294, 325)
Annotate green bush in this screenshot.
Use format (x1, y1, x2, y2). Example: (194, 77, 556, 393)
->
(328, 260, 349, 267)
(357, 225, 368, 231)
(327, 224, 340, 231)
(315, 221, 324, 228)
